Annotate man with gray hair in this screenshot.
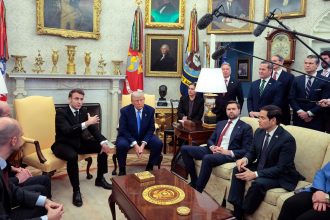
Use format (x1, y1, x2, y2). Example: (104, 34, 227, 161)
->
(0, 117, 64, 220)
(151, 44, 176, 72)
(247, 61, 284, 118)
(116, 91, 163, 176)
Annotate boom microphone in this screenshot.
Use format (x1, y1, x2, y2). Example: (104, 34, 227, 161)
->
(212, 43, 231, 60)
(253, 9, 276, 37)
(197, 5, 223, 30)
(197, 13, 214, 30)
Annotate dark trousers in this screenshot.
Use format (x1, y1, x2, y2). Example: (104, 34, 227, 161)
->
(116, 135, 163, 169)
(278, 191, 330, 220)
(11, 206, 47, 220)
(228, 166, 280, 219)
(20, 175, 51, 198)
(52, 139, 108, 192)
(282, 105, 291, 125)
(181, 145, 235, 192)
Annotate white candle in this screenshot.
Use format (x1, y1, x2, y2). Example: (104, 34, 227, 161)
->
(210, 34, 216, 68)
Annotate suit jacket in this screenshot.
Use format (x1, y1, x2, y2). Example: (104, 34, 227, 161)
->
(0, 169, 41, 220)
(308, 162, 330, 193)
(247, 78, 283, 113)
(51, 106, 106, 150)
(289, 75, 328, 130)
(116, 104, 155, 144)
(275, 70, 294, 108)
(207, 119, 253, 158)
(177, 95, 204, 122)
(213, 77, 244, 121)
(246, 126, 303, 191)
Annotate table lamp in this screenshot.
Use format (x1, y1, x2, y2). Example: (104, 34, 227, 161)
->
(195, 68, 227, 128)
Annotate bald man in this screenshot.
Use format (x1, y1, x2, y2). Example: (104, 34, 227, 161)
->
(0, 117, 64, 220)
(0, 101, 11, 117)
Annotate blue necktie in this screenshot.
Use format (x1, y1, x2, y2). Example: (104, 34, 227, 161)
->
(137, 110, 141, 134)
(305, 76, 312, 98)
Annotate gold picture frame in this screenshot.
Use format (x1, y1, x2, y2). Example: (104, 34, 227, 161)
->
(145, 0, 185, 29)
(207, 0, 255, 34)
(265, 0, 306, 19)
(36, 0, 101, 39)
(146, 34, 183, 77)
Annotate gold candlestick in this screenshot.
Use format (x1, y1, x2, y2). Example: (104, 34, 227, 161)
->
(96, 54, 106, 75)
(32, 50, 45, 74)
(66, 45, 77, 74)
(112, 60, 123, 75)
(11, 55, 27, 73)
(51, 49, 59, 73)
(84, 52, 91, 75)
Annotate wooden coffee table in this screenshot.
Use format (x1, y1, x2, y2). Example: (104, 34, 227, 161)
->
(108, 168, 234, 220)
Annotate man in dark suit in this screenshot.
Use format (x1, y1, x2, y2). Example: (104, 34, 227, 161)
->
(213, 63, 244, 122)
(177, 82, 204, 122)
(271, 55, 294, 125)
(181, 101, 253, 193)
(247, 61, 283, 118)
(289, 55, 328, 131)
(215, 0, 246, 23)
(0, 101, 52, 199)
(0, 117, 64, 220)
(51, 88, 113, 207)
(227, 105, 303, 220)
(116, 91, 163, 176)
(151, 44, 176, 72)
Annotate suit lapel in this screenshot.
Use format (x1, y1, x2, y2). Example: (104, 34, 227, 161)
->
(66, 106, 77, 125)
(261, 79, 274, 98)
(264, 126, 283, 155)
(216, 121, 227, 143)
(229, 120, 241, 146)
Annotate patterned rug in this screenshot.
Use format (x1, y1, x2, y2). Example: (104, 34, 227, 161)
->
(28, 154, 173, 178)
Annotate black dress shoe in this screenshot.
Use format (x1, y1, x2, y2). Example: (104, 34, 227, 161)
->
(95, 177, 112, 190)
(118, 167, 126, 176)
(72, 190, 83, 207)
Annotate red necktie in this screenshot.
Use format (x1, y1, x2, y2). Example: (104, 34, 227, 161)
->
(272, 72, 277, 80)
(222, 79, 228, 96)
(216, 120, 232, 146)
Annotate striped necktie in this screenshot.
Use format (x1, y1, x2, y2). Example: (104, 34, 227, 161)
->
(305, 76, 312, 98)
(259, 80, 266, 95)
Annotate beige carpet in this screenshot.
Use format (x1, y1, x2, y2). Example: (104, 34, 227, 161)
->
(43, 154, 173, 220)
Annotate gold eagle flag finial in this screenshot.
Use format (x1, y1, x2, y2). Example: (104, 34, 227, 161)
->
(135, 0, 142, 6)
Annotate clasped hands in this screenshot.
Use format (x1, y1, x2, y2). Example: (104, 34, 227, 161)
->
(312, 190, 330, 212)
(134, 143, 146, 159)
(234, 158, 257, 181)
(45, 199, 64, 220)
(211, 146, 231, 156)
(297, 111, 312, 122)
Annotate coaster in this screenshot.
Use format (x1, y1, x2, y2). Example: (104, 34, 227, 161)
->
(177, 206, 190, 216)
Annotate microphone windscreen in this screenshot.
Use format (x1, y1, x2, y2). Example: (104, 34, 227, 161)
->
(212, 47, 225, 60)
(253, 18, 269, 37)
(197, 13, 213, 30)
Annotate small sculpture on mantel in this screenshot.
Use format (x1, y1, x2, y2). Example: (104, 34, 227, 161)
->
(51, 49, 59, 73)
(11, 55, 27, 73)
(32, 50, 45, 74)
(84, 52, 91, 75)
(96, 54, 106, 75)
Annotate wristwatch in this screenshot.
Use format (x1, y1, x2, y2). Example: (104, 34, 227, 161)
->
(325, 194, 330, 203)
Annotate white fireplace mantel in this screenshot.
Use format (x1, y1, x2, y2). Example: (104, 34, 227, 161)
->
(8, 73, 125, 141)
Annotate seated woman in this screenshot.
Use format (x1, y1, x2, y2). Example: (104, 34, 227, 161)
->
(177, 83, 204, 122)
(278, 162, 330, 220)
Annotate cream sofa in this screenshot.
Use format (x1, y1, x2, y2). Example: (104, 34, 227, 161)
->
(195, 116, 330, 220)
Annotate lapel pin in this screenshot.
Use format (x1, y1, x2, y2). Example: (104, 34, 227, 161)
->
(275, 135, 278, 138)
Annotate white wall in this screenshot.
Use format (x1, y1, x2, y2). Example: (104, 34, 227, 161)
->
(4, 0, 330, 102)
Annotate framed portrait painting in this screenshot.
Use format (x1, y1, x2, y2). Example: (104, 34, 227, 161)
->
(145, 0, 185, 29)
(236, 58, 251, 82)
(265, 0, 306, 19)
(145, 34, 183, 77)
(207, 0, 255, 34)
(36, 0, 101, 39)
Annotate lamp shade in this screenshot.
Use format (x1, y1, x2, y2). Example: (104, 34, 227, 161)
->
(195, 68, 227, 93)
(0, 75, 7, 94)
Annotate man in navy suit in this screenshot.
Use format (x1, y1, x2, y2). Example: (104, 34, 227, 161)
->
(278, 161, 330, 220)
(290, 55, 328, 131)
(271, 55, 294, 125)
(181, 101, 253, 193)
(116, 91, 163, 176)
(247, 61, 284, 118)
(0, 117, 64, 220)
(213, 63, 244, 122)
(228, 105, 303, 220)
(317, 50, 330, 78)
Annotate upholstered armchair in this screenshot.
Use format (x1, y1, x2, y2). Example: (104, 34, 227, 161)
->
(14, 96, 93, 177)
(112, 94, 162, 175)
